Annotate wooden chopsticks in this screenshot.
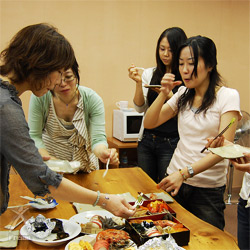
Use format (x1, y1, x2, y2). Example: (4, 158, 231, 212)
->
(200, 117, 236, 153)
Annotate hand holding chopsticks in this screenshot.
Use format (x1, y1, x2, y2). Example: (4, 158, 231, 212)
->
(103, 148, 115, 178)
(201, 117, 236, 153)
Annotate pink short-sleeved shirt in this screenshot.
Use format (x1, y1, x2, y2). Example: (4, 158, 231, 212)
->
(167, 86, 241, 188)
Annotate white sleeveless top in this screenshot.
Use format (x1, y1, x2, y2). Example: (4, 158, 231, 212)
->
(42, 96, 99, 173)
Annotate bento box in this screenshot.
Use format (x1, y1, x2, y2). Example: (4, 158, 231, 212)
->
(129, 199, 176, 219)
(125, 213, 190, 247)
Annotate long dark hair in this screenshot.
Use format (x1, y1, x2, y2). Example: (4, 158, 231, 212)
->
(147, 27, 187, 106)
(177, 36, 223, 114)
(0, 23, 79, 90)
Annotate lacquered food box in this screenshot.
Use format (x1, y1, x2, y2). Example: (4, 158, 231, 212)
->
(129, 199, 176, 218)
(125, 213, 190, 247)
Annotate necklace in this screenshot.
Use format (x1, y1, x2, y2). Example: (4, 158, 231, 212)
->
(57, 90, 78, 107)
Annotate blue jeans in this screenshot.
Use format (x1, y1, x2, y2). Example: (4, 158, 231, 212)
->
(174, 183, 226, 230)
(137, 132, 179, 183)
(237, 197, 250, 250)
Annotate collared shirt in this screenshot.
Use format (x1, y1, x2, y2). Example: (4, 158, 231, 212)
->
(0, 79, 62, 215)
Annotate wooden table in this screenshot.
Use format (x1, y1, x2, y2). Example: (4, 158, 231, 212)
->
(1, 168, 239, 249)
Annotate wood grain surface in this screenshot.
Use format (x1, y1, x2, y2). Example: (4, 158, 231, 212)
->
(0, 167, 239, 249)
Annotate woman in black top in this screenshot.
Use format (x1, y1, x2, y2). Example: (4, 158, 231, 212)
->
(128, 27, 187, 182)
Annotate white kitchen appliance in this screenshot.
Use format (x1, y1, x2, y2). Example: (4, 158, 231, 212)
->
(113, 109, 144, 142)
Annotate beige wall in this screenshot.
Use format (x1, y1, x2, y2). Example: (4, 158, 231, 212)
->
(1, 0, 249, 187)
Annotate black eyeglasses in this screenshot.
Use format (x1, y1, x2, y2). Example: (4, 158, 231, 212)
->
(61, 75, 75, 83)
(58, 72, 76, 87)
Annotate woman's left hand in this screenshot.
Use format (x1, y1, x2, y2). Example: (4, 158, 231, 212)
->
(231, 153, 250, 173)
(157, 171, 183, 196)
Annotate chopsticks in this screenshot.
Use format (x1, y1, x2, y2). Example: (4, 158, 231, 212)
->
(20, 195, 47, 205)
(4, 206, 29, 230)
(103, 158, 110, 178)
(135, 67, 145, 71)
(137, 192, 150, 200)
(200, 117, 236, 153)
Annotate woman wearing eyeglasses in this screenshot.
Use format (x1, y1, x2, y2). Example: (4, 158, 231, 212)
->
(28, 65, 118, 173)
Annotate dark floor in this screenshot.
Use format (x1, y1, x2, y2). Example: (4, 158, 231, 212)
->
(224, 187, 240, 240)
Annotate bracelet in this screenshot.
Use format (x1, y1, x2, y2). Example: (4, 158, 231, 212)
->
(179, 169, 187, 181)
(93, 191, 100, 207)
(101, 194, 110, 208)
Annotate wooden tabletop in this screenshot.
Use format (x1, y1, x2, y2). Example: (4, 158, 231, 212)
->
(1, 167, 238, 249)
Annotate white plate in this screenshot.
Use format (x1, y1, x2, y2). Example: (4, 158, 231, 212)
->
(208, 144, 250, 159)
(65, 235, 137, 250)
(69, 210, 113, 225)
(65, 234, 96, 250)
(29, 199, 58, 210)
(20, 219, 81, 246)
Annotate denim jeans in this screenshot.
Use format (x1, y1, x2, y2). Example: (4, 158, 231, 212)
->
(173, 183, 226, 230)
(137, 132, 179, 183)
(237, 197, 250, 250)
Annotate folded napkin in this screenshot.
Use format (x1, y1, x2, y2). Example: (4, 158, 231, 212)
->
(0, 230, 19, 248)
(145, 192, 174, 203)
(73, 192, 136, 213)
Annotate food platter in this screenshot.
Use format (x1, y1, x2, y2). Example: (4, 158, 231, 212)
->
(65, 235, 137, 250)
(20, 219, 81, 246)
(208, 144, 250, 159)
(69, 210, 114, 225)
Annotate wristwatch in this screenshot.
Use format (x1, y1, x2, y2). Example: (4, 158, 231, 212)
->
(187, 165, 194, 177)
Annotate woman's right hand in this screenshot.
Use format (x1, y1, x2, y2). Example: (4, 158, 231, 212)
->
(160, 73, 182, 97)
(101, 194, 135, 218)
(128, 64, 142, 83)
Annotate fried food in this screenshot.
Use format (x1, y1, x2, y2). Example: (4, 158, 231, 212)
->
(68, 240, 94, 250)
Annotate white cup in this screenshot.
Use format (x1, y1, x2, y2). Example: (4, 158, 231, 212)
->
(116, 101, 128, 109)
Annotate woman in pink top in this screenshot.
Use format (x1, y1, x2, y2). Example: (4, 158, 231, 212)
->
(144, 35, 241, 230)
